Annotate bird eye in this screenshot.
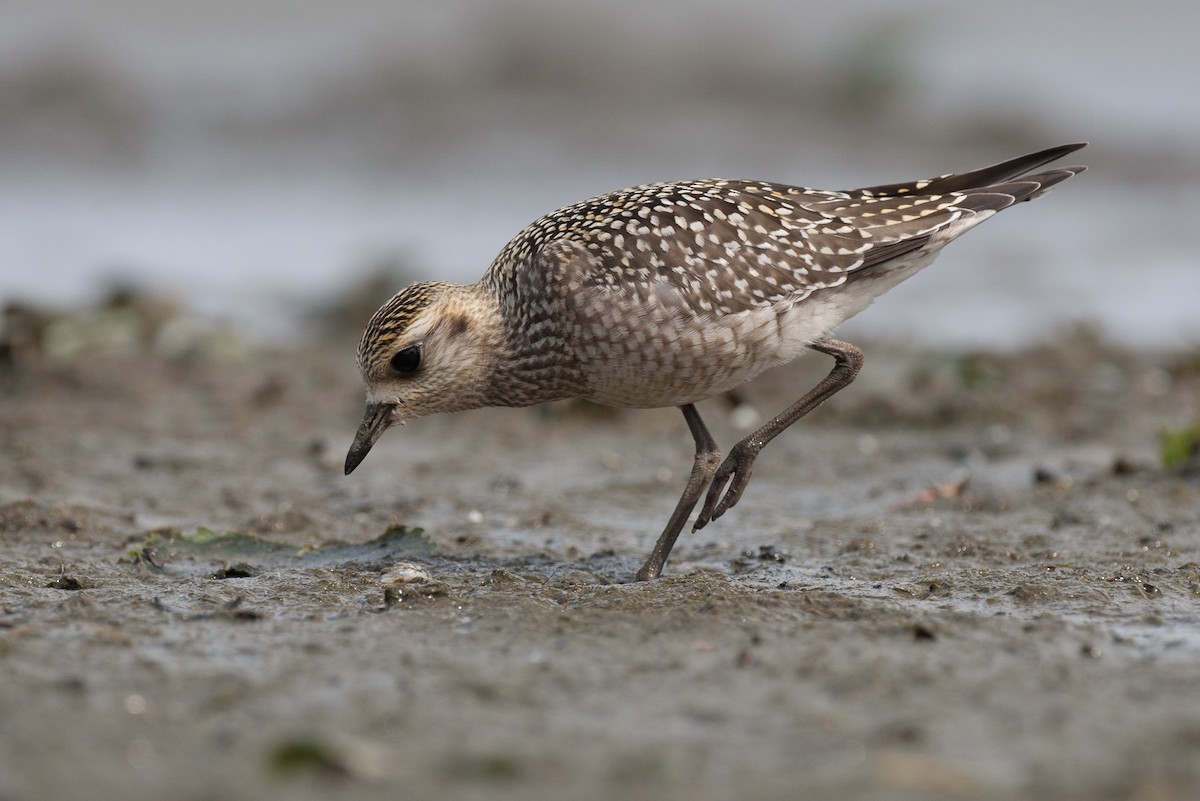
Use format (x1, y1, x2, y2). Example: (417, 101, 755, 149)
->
(390, 345, 421, 374)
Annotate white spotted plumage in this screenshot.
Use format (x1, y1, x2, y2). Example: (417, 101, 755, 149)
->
(347, 143, 1087, 579)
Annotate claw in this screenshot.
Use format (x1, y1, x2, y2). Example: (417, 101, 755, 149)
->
(693, 467, 731, 531)
(693, 444, 757, 531)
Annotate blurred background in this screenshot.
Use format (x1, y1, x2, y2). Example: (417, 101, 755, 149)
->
(1, 0, 1196, 346)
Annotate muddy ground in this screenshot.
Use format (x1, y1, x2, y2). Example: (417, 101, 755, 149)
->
(2, 295, 1199, 801)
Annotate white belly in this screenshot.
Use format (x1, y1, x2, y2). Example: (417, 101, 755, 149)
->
(575, 295, 835, 408)
(575, 248, 943, 408)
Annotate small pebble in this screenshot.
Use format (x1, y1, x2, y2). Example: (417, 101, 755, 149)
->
(380, 562, 432, 585)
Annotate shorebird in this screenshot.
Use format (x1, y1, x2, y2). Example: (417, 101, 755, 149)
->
(345, 143, 1086, 580)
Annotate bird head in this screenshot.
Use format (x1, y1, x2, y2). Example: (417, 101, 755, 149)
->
(344, 281, 502, 474)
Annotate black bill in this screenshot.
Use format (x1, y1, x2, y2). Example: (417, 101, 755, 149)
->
(344, 402, 399, 475)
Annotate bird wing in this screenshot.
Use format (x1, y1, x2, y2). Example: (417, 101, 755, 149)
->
(495, 146, 1085, 320)
(542, 180, 958, 318)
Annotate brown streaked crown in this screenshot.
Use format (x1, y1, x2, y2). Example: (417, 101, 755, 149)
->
(356, 281, 450, 374)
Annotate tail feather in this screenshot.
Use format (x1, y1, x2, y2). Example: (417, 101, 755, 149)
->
(840, 155, 1086, 281)
(954, 165, 1088, 214)
(852, 143, 1088, 199)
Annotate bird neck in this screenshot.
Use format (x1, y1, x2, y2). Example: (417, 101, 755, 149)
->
(474, 278, 585, 409)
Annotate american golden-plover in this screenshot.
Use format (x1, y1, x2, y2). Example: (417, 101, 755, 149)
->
(345, 143, 1086, 580)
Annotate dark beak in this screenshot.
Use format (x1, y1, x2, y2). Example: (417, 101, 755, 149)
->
(344, 402, 399, 475)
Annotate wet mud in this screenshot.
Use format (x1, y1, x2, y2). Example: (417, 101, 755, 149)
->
(2, 297, 1199, 800)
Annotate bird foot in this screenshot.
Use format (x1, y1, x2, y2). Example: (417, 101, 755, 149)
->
(693, 441, 758, 531)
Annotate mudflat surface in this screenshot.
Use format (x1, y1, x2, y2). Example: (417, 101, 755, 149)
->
(2, 300, 1199, 801)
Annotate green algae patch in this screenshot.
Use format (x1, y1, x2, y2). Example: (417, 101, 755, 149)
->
(124, 527, 298, 564)
(364, 524, 434, 555)
(121, 524, 433, 573)
(267, 738, 351, 779)
(166, 526, 297, 555)
(295, 525, 434, 567)
(1161, 424, 1200, 470)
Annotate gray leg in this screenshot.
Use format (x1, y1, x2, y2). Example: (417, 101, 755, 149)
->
(636, 403, 721, 581)
(693, 336, 864, 531)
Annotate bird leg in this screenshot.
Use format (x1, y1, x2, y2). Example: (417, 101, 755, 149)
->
(694, 336, 864, 531)
(636, 403, 722, 581)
